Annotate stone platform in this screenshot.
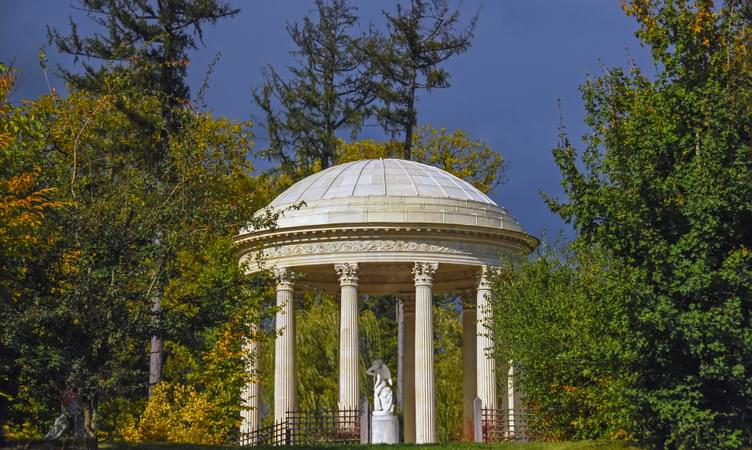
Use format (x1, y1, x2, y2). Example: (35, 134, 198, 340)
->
(371, 413, 399, 444)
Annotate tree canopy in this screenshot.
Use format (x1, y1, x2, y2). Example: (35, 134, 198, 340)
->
(13, 0, 752, 448)
(493, 1, 752, 448)
(254, 0, 375, 173)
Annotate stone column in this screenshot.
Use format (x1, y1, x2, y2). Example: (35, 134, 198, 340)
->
(462, 298, 477, 441)
(413, 262, 438, 444)
(396, 298, 404, 410)
(240, 324, 260, 437)
(507, 361, 520, 439)
(402, 295, 416, 443)
(335, 263, 359, 411)
(477, 266, 497, 411)
(274, 268, 296, 424)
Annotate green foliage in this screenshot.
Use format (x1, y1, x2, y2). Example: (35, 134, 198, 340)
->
(336, 124, 505, 193)
(49, 0, 239, 110)
(412, 126, 505, 193)
(546, 1, 752, 448)
(358, 297, 398, 407)
(95, 440, 646, 450)
(366, 0, 477, 159)
(255, 0, 481, 172)
(50, 3, 245, 413)
(296, 294, 340, 411)
(254, 0, 375, 172)
(491, 242, 636, 441)
(0, 66, 268, 445)
(0, 65, 66, 434)
(433, 296, 464, 442)
(120, 382, 222, 444)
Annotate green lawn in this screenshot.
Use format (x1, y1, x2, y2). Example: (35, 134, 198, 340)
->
(104, 441, 639, 450)
(5, 441, 640, 450)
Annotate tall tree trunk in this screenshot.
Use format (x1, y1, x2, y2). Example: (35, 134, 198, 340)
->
(82, 399, 98, 450)
(323, 63, 335, 169)
(148, 243, 164, 395)
(404, 78, 417, 160)
(149, 292, 163, 394)
(403, 121, 413, 160)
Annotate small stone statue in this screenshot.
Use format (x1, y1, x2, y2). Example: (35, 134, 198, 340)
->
(43, 414, 68, 440)
(367, 360, 398, 443)
(43, 384, 84, 442)
(366, 360, 394, 415)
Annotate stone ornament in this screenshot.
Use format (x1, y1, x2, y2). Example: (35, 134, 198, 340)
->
(334, 262, 359, 286)
(272, 267, 294, 290)
(413, 262, 438, 286)
(367, 360, 394, 415)
(261, 239, 499, 260)
(477, 265, 500, 290)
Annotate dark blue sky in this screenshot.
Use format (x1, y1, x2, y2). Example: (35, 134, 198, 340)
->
(1, 1, 653, 240)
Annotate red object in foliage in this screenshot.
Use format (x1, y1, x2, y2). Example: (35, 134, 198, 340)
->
(60, 384, 81, 407)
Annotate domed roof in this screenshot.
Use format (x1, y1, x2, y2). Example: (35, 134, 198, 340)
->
(237, 159, 537, 279)
(271, 159, 494, 207)
(256, 158, 525, 233)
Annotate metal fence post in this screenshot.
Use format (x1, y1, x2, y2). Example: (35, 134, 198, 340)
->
(360, 396, 370, 444)
(473, 397, 482, 443)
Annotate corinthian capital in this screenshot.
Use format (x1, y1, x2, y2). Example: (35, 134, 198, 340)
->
(478, 265, 500, 291)
(335, 263, 359, 286)
(273, 267, 294, 290)
(413, 262, 438, 286)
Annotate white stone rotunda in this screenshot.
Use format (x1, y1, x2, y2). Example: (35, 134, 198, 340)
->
(235, 158, 537, 444)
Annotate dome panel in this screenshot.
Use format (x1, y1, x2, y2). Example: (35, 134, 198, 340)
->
(261, 158, 524, 234)
(269, 159, 500, 207)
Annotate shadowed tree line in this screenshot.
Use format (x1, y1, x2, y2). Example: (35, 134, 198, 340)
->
(491, 1, 752, 449)
(1, 0, 491, 447)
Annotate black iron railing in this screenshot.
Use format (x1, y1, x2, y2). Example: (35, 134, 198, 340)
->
(481, 408, 529, 442)
(286, 408, 360, 445)
(239, 408, 360, 446)
(239, 420, 289, 446)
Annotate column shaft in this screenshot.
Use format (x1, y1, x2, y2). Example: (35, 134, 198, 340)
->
(507, 361, 518, 438)
(413, 262, 438, 444)
(477, 266, 497, 411)
(336, 263, 359, 411)
(274, 270, 296, 424)
(403, 297, 416, 443)
(462, 303, 477, 441)
(396, 299, 404, 410)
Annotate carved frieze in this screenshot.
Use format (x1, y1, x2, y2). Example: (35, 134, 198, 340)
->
(261, 239, 499, 261)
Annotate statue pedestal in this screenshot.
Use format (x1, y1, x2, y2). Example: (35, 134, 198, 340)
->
(371, 413, 399, 444)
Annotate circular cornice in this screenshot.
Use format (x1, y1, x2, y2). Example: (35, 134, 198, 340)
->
(235, 221, 538, 273)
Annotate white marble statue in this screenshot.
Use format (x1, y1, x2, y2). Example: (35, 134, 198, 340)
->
(367, 360, 394, 415)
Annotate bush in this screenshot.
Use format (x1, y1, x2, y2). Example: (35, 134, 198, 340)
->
(121, 383, 222, 445)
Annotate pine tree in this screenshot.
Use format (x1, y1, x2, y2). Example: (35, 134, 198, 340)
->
(366, 0, 477, 160)
(254, 0, 375, 173)
(48, 0, 240, 394)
